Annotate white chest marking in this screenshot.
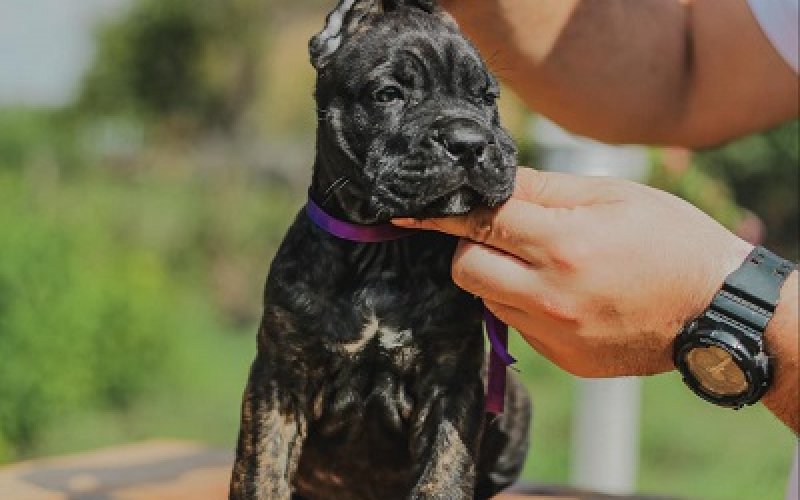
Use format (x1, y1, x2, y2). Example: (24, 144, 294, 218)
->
(342, 313, 412, 354)
(379, 326, 412, 350)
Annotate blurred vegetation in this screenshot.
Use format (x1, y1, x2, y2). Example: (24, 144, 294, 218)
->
(695, 120, 799, 260)
(77, 0, 269, 133)
(0, 0, 796, 499)
(0, 109, 300, 464)
(650, 121, 798, 261)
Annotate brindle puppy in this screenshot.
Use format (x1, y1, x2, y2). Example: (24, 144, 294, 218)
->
(230, 1, 531, 498)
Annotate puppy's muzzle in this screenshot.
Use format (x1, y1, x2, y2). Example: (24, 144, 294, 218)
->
(432, 117, 493, 168)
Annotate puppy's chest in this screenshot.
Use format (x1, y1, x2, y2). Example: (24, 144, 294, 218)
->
(321, 276, 475, 375)
(269, 219, 484, 415)
(339, 308, 416, 363)
(274, 220, 475, 362)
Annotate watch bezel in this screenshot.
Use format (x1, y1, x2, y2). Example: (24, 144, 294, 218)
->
(673, 323, 771, 409)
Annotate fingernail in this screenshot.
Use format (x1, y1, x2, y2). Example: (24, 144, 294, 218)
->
(391, 218, 418, 226)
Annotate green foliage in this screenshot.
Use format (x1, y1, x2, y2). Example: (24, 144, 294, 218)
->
(0, 110, 84, 173)
(0, 110, 48, 170)
(77, 0, 271, 131)
(0, 105, 301, 461)
(80, 0, 211, 118)
(695, 120, 799, 260)
(0, 171, 175, 457)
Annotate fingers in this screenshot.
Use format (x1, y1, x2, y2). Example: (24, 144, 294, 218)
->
(394, 197, 562, 259)
(392, 168, 626, 255)
(450, 239, 541, 304)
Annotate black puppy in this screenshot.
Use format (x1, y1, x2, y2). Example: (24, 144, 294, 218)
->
(230, 1, 531, 498)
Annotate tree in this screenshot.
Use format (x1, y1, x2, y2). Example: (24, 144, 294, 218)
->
(77, 0, 271, 133)
(694, 120, 799, 260)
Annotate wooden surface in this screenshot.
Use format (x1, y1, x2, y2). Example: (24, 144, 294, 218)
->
(0, 441, 230, 500)
(0, 441, 676, 499)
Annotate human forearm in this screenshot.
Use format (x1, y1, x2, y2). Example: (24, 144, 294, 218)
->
(441, 0, 798, 147)
(762, 270, 799, 434)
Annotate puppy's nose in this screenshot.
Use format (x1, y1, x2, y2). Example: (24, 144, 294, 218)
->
(433, 118, 491, 166)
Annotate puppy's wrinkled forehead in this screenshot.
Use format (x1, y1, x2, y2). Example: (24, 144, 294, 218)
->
(348, 32, 493, 93)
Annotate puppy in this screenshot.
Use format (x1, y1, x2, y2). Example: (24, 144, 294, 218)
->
(230, 1, 531, 498)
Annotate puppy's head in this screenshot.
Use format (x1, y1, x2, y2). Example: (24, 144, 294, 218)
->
(310, 0, 516, 224)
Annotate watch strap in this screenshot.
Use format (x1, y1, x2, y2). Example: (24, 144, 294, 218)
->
(725, 246, 796, 310)
(710, 246, 796, 332)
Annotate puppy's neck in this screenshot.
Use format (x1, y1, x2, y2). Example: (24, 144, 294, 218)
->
(305, 197, 415, 243)
(309, 165, 351, 222)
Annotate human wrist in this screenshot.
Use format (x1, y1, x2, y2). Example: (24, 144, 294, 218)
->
(762, 269, 799, 433)
(672, 244, 795, 413)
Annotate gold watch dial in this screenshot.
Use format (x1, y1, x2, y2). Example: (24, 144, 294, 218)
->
(686, 345, 748, 396)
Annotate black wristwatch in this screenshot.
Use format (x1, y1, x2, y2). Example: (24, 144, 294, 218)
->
(673, 246, 796, 409)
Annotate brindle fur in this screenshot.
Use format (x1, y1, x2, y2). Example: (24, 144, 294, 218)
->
(230, 1, 531, 498)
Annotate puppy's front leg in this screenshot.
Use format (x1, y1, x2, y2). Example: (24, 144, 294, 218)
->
(409, 380, 484, 499)
(230, 360, 307, 500)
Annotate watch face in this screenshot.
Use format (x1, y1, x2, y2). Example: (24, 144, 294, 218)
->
(686, 345, 748, 397)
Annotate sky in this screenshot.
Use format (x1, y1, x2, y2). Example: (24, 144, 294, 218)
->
(0, 0, 131, 107)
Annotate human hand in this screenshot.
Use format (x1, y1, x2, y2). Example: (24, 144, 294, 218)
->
(393, 168, 753, 377)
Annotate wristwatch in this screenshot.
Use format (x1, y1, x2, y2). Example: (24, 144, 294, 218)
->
(673, 246, 796, 409)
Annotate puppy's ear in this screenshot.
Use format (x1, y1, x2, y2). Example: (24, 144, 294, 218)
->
(309, 0, 452, 70)
(310, 0, 383, 70)
(381, 0, 436, 13)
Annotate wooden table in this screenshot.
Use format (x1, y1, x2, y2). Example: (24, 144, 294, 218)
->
(0, 441, 677, 499)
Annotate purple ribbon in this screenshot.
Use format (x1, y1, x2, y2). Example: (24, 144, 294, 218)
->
(305, 198, 516, 413)
(484, 308, 516, 414)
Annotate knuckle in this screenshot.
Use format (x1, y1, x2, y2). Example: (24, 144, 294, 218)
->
(519, 288, 579, 324)
(451, 258, 476, 290)
(546, 232, 591, 272)
(465, 208, 495, 243)
(546, 242, 577, 271)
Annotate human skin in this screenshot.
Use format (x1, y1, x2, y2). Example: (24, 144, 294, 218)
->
(394, 0, 799, 432)
(393, 169, 798, 433)
(439, 0, 798, 147)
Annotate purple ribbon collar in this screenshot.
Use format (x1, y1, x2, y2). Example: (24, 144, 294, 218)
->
(305, 197, 516, 413)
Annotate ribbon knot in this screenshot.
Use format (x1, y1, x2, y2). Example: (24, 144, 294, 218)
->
(305, 198, 516, 413)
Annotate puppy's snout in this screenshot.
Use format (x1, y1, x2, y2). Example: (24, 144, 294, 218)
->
(433, 118, 491, 167)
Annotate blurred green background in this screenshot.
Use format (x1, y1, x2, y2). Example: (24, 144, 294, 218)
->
(0, 1, 796, 499)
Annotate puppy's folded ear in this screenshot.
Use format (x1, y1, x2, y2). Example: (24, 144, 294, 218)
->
(310, 0, 451, 69)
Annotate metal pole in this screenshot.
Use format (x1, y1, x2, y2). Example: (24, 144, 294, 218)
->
(571, 377, 641, 494)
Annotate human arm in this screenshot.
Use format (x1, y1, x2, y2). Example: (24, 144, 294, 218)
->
(762, 269, 799, 432)
(393, 168, 799, 433)
(440, 0, 799, 148)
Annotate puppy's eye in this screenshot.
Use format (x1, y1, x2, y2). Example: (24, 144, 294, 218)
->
(482, 89, 499, 105)
(373, 86, 405, 103)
